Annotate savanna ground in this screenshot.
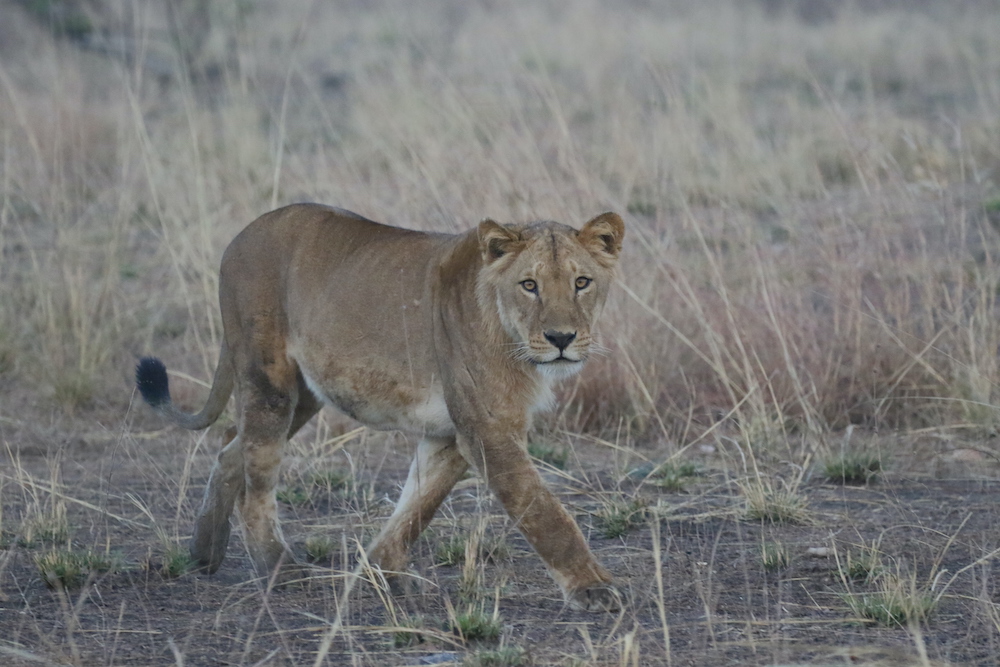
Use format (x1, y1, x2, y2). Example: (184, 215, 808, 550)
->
(3, 0, 1000, 664)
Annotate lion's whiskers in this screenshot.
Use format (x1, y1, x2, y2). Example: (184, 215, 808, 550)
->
(508, 344, 535, 362)
(587, 342, 612, 358)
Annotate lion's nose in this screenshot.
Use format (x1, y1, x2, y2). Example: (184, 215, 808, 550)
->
(544, 330, 577, 351)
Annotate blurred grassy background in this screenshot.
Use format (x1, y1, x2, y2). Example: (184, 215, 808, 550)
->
(2, 0, 1000, 453)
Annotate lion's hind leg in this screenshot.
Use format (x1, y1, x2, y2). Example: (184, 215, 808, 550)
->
(191, 427, 243, 573)
(190, 382, 320, 575)
(234, 366, 306, 580)
(367, 437, 469, 591)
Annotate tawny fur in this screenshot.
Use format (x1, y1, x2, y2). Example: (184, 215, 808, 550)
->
(136, 204, 625, 611)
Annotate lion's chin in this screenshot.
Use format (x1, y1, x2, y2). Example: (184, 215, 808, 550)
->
(534, 358, 585, 380)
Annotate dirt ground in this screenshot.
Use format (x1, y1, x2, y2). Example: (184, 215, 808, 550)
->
(2, 408, 999, 666)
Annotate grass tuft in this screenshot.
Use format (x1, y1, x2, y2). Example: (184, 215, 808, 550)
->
(649, 460, 701, 492)
(35, 549, 123, 589)
(452, 607, 502, 643)
(841, 572, 937, 627)
(19, 509, 70, 547)
(595, 497, 647, 539)
(843, 548, 884, 584)
(392, 615, 427, 648)
(80, 550, 125, 574)
(435, 531, 510, 567)
(435, 533, 468, 567)
(160, 544, 194, 578)
(761, 541, 790, 571)
(824, 452, 882, 485)
(34, 550, 85, 589)
(280, 470, 354, 507)
(464, 646, 527, 667)
(304, 534, 337, 563)
(459, 533, 485, 603)
(276, 486, 311, 506)
(309, 469, 354, 493)
(741, 479, 810, 524)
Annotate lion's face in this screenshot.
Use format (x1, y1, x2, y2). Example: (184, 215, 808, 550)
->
(477, 213, 625, 379)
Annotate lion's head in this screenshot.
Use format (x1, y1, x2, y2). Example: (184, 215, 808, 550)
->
(476, 212, 625, 379)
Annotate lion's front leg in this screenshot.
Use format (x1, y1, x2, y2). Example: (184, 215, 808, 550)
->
(367, 437, 469, 590)
(458, 431, 621, 612)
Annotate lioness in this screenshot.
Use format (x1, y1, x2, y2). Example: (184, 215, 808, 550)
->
(136, 204, 624, 611)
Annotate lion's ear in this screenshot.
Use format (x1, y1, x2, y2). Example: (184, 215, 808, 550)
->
(478, 219, 522, 263)
(578, 212, 625, 264)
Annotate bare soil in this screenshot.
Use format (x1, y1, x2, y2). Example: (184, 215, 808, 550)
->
(2, 407, 999, 666)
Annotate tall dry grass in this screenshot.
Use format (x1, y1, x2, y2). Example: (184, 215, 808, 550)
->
(1, 0, 999, 453)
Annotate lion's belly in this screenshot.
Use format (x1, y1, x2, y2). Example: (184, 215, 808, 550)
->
(298, 364, 455, 438)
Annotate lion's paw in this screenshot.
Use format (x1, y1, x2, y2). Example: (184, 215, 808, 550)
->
(190, 522, 232, 574)
(384, 571, 422, 598)
(567, 584, 622, 612)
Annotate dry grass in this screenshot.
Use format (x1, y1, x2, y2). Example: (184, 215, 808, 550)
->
(2, 0, 1000, 664)
(3, 0, 1000, 439)
(839, 560, 939, 628)
(760, 540, 791, 572)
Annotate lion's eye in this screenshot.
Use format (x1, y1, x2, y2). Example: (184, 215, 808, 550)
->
(520, 279, 538, 294)
(575, 277, 592, 291)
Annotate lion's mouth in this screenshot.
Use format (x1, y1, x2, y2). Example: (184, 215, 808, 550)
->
(536, 355, 581, 365)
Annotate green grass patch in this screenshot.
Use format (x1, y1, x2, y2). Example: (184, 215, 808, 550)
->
(464, 646, 527, 667)
(309, 469, 353, 492)
(649, 460, 701, 491)
(35, 550, 85, 589)
(595, 497, 647, 539)
(81, 550, 125, 573)
(761, 541, 789, 571)
(19, 510, 70, 547)
(823, 451, 882, 485)
(35, 549, 123, 589)
(452, 607, 502, 643)
(304, 533, 337, 563)
(392, 614, 427, 648)
(435, 532, 510, 567)
(435, 533, 468, 566)
(276, 486, 311, 505)
(160, 544, 194, 578)
(741, 480, 810, 524)
(842, 582, 936, 627)
(527, 441, 568, 469)
(843, 548, 883, 583)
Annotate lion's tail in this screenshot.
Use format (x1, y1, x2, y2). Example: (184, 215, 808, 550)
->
(135, 341, 234, 431)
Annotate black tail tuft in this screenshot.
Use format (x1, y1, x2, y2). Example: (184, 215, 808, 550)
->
(135, 357, 171, 407)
